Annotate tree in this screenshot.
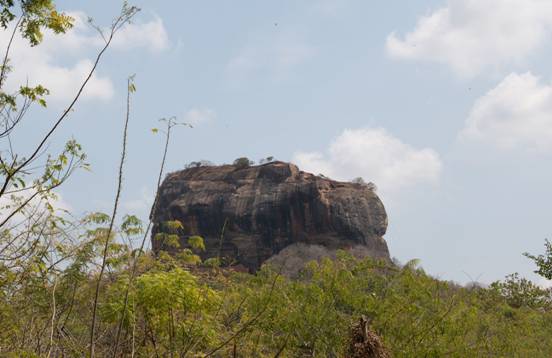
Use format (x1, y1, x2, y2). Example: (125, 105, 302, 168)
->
(0, 2, 140, 356)
(259, 156, 274, 164)
(489, 273, 551, 309)
(352, 177, 366, 185)
(185, 160, 214, 168)
(0, 0, 73, 49)
(0, 2, 139, 260)
(524, 239, 552, 280)
(233, 157, 254, 169)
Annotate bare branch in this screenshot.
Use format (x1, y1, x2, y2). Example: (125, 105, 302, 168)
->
(89, 74, 134, 357)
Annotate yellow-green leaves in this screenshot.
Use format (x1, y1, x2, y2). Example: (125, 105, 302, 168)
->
(165, 234, 181, 248)
(121, 215, 143, 236)
(128, 74, 136, 93)
(187, 235, 205, 251)
(524, 239, 552, 280)
(176, 248, 201, 265)
(86, 212, 111, 225)
(155, 220, 206, 265)
(15, 0, 74, 46)
(162, 220, 184, 231)
(203, 257, 221, 268)
(19, 85, 50, 107)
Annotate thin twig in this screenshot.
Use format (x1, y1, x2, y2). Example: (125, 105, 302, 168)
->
(112, 117, 185, 357)
(0, 15, 22, 89)
(89, 73, 134, 357)
(46, 274, 58, 358)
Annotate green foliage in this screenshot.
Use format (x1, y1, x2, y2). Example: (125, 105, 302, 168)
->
(489, 273, 551, 309)
(2, 242, 552, 356)
(120, 214, 143, 236)
(525, 239, 552, 280)
(176, 249, 201, 265)
(258, 156, 275, 164)
(351, 176, 365, 184)
(203, 257, 221, 268)
(19, 84, 49, 107)
(0, 2, 550, 355)
(154, 221, 205, 263)
(233, 156, 254, 169)
(214, 255, 552, 357)
(1, 0, 73, 46)
(188, 235, 205, 251)
(127, 74, 136, 93)
(185, 159, 214, 168)
(162, 219, 184, 231)
(101, 267, 221, 355)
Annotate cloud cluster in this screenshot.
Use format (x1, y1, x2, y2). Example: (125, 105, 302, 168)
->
(183, 108, 216, 126)
(0, 11, 169, 102)
(384, 1, 552, 155)
(293, 128, 442, 194)
(461, 72, 552, 152)
(386, 0, 552, 76)
(110, 16, 169, 52)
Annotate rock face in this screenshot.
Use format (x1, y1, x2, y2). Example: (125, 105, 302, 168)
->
(151, 161, 389, 272)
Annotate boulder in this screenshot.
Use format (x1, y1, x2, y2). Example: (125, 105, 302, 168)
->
(151, 161, 389, 272)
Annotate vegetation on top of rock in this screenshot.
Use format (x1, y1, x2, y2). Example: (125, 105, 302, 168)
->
(259, 156, 275, 164)
(351, 176, 378, 191)
(233, 156, 255, 169)
(184, 159, 215, 168)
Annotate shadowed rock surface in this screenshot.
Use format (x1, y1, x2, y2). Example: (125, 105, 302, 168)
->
(151, 161, 389, 272)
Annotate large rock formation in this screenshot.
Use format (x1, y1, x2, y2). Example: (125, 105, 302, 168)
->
(151, 161, 389, 272)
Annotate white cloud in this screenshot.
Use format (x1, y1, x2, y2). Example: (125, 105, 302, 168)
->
(110, 16, 169, 52)
(227, 35, 315, 80)
(292, 128, 442, 194)
(0, 11, 169, 102)
(183, 108, 216, 126)
(0, 17, 112, 102)
(386, 0, 552, 76)
(460, 72, 552, 152)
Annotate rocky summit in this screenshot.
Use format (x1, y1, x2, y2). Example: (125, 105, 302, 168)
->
(151, 161, 389, 273)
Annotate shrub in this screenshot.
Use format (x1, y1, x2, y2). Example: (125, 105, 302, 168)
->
(233, 157, 254, 169)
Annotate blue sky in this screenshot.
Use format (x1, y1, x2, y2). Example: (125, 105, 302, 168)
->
(4, 0, 552, 285)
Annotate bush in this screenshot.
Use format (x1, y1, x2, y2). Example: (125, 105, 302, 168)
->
(524, 239, 552, 280)
(259, 156, 275, 164)
(185, 160, 214, 169)
(233, 157, 254, 169)
(351, 177, 377, 191)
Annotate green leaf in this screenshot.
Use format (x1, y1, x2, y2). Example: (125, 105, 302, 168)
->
(188, 235, 205, 251)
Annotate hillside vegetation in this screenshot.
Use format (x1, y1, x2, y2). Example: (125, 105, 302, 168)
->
(2, 237, 552, 356)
